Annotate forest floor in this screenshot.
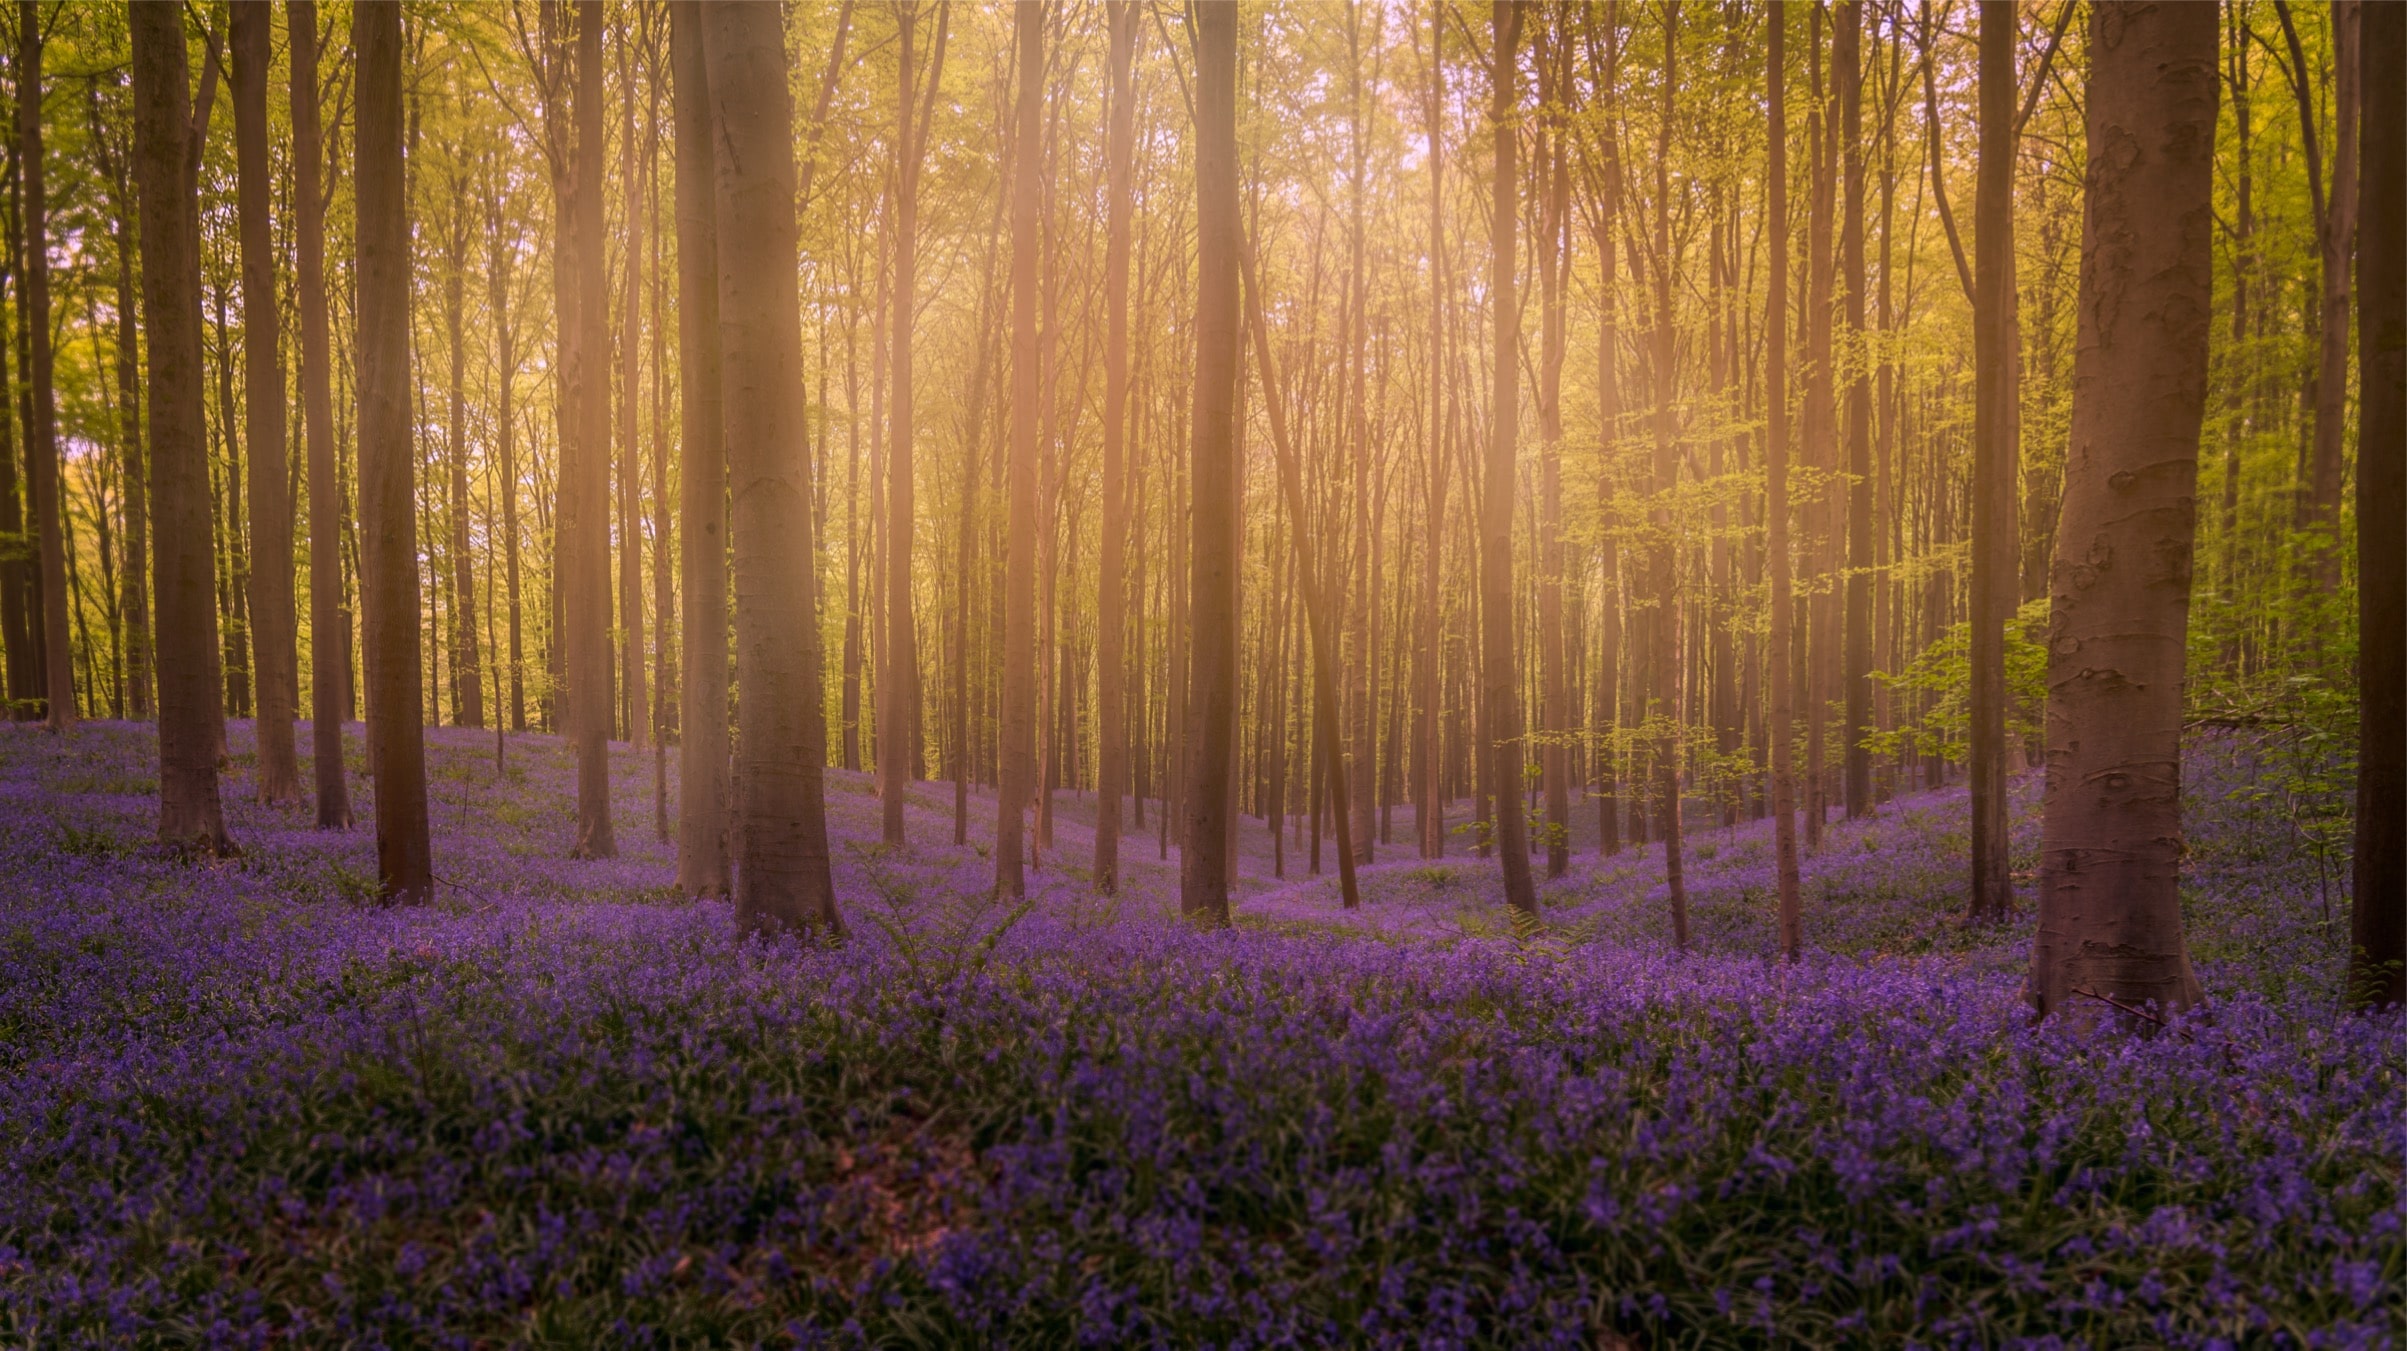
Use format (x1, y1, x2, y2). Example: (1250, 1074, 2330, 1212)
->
(0, 720, 2397, 1347)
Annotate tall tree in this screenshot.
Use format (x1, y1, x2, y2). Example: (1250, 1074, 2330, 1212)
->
(882, 1, 947, 844)
(1483, 0, 1536, 917)
(565, 0, 615, 857)
(2350, 0, 2403, 1009)
(1967, 0, 2016, 924)
(18, 1, 68, 729)
(2028, 0, 2216, 1021)
(669, 0, 727, 896)
(1092, 0, 1138, 890)
(2275, 0, 2357, 584)
(1767, 4, 1804, 961)
(1838, 0, 1872, 819)
(1415, 0, 1447, 861)
(486, 174, 526, 735)
(1534, 12, 1570, 879)
(995, 0, 1043, 900)
(703, 0, 842, 936)
(85, 81, 148, 720)
(354, 0, 431, 901)
(1181, 0, 1239, 926)
(130, 0, 231, 852)
(232, 0, 299, 793)
(1648, 0, 1687, 946)
(616, 16, 646, 753)
(290, 0, 349, 828)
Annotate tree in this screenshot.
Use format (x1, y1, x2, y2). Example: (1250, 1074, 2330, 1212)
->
(1181, 0, 1239, 927)
(669, 0, 727, 896)
(355, 0, 433, 904)
(18, 1, 69, 730)
(2028, 0, 2216, 1021)
(232, 0, 299, 797)
(995, 0, 1043, 901)
(702, 0, 842, 937)
(2350, 0, 2403, 1010)
(1838, 0, 1872, 820)
(1481, 0, 1536, 918)
(1647, 0, 1686, 944)
(882, 1, 947, 845)
(1967, 0, 2015, 924)
(565, 0, 615, 858)
(1767, 3, 1805, 962)
(290, 0, 349, 829)
(1092, 0, 1138, 891)
(131, 1, 231, 853)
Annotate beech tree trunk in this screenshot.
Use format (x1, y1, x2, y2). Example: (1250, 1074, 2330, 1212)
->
(2349, 0, 2403, 1009)
(701, 0, 841, 936)
(130, 2, 231, 853)
(487, 180, 526, 735)
(2029, 0, 2215, 1021)
(669, 0, 728, 896)
(442, 170, 484, 731)
(1651, 0, 1687, 946)
(1535, 18, 1570, 880)
(18, 4, 68, 730)
(1416, 1, 1448, 862)
(1969, 0, 2016, 924)
(88, 84, 149, 721)
(996, 0, 1044, 899)
(1093, 0, 1137, 891)
(290, 0, 349, 829)
(882, 2, 945, 845)
(1181, 0, 1239, 926)
(566, 0, 616, 857)
(1767, 6, 1804, 961)
(354, 0, 432, 902)
(1483, 0, 1536, 917)
(1838, 0, 1871, 820)
(616, 22, 647, 754)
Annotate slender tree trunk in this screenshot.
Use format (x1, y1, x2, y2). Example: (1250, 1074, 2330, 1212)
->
(566, 0, 616, 857)
(354, 0, 432, 902)
(443, 177, 484, 730)
(1181, 0, 1239, 926)
(1484, 0, 1536, 916)
(668, 0, 728, 895)
(702, 0, 841, 936)
(1536, 20, 1570, 879)
(2283, 0, 2357, 586)
(1767, 7, 1804, 960)
(1093, 0, 1138, 890)
(1969, 0, 2016, 923)
(290, 0, 349, 828)
(1417, 1, 1447, 861)
(0, 146, 25, 721)
(1651, 0, 1687, 946)
(617, 26, 647, 749)
(2028, 0, 2215, 1021)
(18, 4, 68, 730)
(1838, 0, 1872, 819)
(2350, 0, 2404, 1009)
(1803, 6, 1833, 847)
(131, 2, 231, 852)
(996, 0, 1045, 899)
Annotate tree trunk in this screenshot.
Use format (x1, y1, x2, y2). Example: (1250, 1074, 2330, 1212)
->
(996, 0, 1044, 899)
(1535, 19, 1570, 879)
(89, 89, 149, 721)
(2028, 0, 2215, 1021)
(1484, 0, 1536, 917)
(1181, 0, 1239, 926)
(2350, 0, 2404, 1009)
(290, 0, 349, 828)
(882, 2, 945, 845)
(442, 173, 484, 730)
(566, 0, 615, 857)
(1767, 5, 1805, 961)
(669, 0, 729, 896)
(702, 0, 841, 936)
(1093, 0, 1138, 890)
(1417, 1, 1446, 861)
(1838, 0, 1872, 820)
(2283, 0, 2357, 586)
(18, 4, 68, 730)
(618, 23, 647, 750)
(1651, 0, 1687, 946)
(130, 2, 231, 853)
(1969, 0, 2016, 923)
(354, 0, 432, 902)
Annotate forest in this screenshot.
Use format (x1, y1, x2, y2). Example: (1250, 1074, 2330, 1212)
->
(0, 0, 2399, 1343)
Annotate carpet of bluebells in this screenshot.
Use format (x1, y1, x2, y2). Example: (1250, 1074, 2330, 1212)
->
(0, 721, 2397, 1348)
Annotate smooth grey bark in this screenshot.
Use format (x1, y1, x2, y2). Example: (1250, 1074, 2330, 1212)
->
(290, 0, 350, 828)
(669, 0, 728, 896)
(995, 0, 1043, 899)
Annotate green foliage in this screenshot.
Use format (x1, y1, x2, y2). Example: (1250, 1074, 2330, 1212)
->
(1867, 597, 2048, 765)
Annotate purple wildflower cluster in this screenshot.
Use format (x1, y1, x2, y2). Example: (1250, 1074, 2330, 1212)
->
(0, 722, 2397, 1347)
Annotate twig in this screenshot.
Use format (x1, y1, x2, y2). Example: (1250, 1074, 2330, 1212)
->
(431, 871, 503, 913)
(2069, 987, 2240, 1069)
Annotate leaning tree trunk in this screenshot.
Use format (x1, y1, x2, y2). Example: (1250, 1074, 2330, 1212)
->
(1092, 0, 1138, 891)
(19, 4, 71, 730)
(702, 0, 842, 936)
(2028, 0, 2216, 1022)
(995, 0, 1044, 900)
(1180, 0, 1240, 927)
(290, 0, 349, 828)
(353, 0, 432, 903)
(1968, 0, 2016, 925)
(565, 0, 616, 858)
(2349, 0, 2404, 1009)
(1482, 0, 1536, 917)
(130, 2, 232, 853)
(669, 0, 729, 897)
